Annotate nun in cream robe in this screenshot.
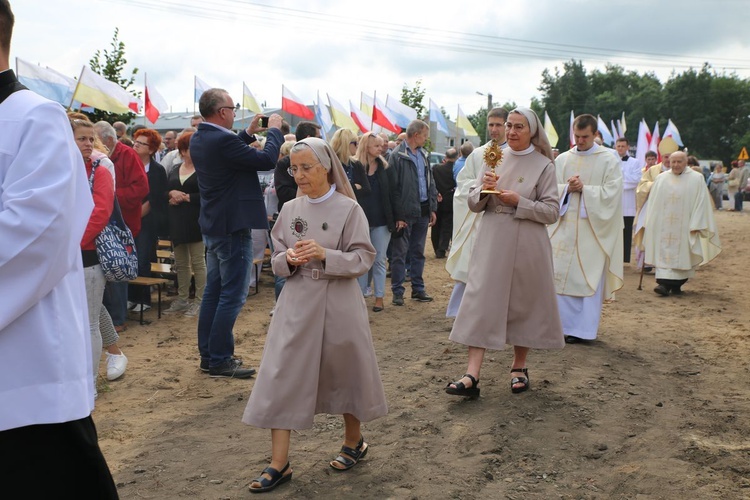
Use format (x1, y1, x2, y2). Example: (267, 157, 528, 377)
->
(449, 144, 564, 350)
(242, 187, 388, 430)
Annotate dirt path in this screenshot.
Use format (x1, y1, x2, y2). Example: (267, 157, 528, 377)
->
(95, 210, 750, 499)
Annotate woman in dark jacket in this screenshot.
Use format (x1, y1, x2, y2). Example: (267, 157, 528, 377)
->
(353, 132, 396, 312)
(163, 132, 206, 317)
(128, 128, 168, 310)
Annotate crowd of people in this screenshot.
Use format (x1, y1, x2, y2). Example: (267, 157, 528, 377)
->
(1, 0, 738, 495)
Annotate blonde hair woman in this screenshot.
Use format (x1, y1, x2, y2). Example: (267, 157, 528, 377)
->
(353, 132, 397, 312)
(329, 128, 370, 200)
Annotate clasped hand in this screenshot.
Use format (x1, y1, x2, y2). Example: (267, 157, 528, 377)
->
(286, 239, 326, 265)
(567, 175, 583, 193)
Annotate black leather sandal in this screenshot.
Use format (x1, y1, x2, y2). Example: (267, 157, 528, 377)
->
(510, 368, 530, 394)
(330, 435, 368, 471)
(445, 373, 480, 397)
(248, 462, 292, 493)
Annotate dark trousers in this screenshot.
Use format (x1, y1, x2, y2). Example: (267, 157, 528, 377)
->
(734, 191, 745, 211)
(0, 415, 118, 498)
(103, 281, 128, 327)
(128, 218, 157, 305)
(623, 216, 634, 263)
(431, 207, 453, 258)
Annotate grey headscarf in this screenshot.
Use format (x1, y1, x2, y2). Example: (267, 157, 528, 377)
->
(510, 107, 554, 161)
(291, 137, 356, 200)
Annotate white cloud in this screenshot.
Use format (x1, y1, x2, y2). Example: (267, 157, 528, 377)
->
(10, 0, 750, 117)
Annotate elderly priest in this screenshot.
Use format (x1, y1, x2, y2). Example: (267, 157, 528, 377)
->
(638, 151, 721, 295)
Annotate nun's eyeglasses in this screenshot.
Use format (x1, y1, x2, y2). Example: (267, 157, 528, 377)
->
(288, 162, 322, 176)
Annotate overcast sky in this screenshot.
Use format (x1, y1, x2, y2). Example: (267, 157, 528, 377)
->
(10, 0, 750, 118)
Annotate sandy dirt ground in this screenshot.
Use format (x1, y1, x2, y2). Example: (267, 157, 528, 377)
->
(94, 209, 750, 499)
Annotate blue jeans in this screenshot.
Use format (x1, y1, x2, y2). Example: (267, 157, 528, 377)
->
(358, 225, 391, 298)
(390, 215, 429, 296)
(274, 275, 286, 301)
(734, 191, 745, 211)
(198, 229, 253, 368)
(102, 281, 128, 327)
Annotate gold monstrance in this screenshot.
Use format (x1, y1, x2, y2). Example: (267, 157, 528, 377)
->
(480, 140, 503, 194)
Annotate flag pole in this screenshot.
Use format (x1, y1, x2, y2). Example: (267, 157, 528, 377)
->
(193, 76, 196, 116)
(361, 92, 368, 132)
(453, 104, 464, 147)
(143, 73, 147, 126)
(67, 66, 86, 112)
(240, 82, 245, 130)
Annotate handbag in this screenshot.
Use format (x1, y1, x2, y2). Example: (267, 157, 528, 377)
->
(88, 160, 139, 281)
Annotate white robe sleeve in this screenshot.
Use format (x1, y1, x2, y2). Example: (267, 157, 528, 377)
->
(0, 99, 92, 332)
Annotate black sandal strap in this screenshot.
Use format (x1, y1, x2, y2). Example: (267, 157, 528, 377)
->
(252, 462, 290, 487)
(463, 374, 478, 387)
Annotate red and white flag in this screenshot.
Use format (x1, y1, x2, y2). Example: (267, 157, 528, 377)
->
(350, 100, 370, 133)
(649, 121, 661, 162)
(282, 85, 314, 119)
(144, 77, 168, 124)
(368, 94, 400, 133)
(634, 119, 651, 169)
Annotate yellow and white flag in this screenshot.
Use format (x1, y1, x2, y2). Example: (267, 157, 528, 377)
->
(242, 83, 262, 114)
(544, 111, 559, 147)
(326, 93, 359, 133)
(72, 66, 139, 114)
(456, 105, 478, 136)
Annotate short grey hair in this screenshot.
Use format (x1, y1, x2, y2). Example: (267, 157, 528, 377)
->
(94, 121, 117, 142)
(198, 88, 229, 118)
(406, 119, 428, 138)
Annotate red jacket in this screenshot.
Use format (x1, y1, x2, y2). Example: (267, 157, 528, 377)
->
(81, 159, 115, 250)
(109, 141, 148, 237)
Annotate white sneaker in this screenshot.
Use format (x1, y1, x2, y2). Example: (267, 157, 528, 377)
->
(131, 303, 151, 313)
(127, 301, 136, 310)
(184, 302, 201, 317)
(363, 286, 373, 298)
(269, 305, 276, 316)
(164, 298, 190, 314)
(106, 351, 128, 380)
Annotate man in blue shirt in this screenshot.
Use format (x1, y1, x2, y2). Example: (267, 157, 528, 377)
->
(452, 141, 473, 181)
(388, 120, 438, 305)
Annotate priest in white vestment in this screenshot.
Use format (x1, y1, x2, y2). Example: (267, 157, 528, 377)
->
(548, 114, 623, 343)
(445, 108, 508, 317)
(638, 152, 720, 295)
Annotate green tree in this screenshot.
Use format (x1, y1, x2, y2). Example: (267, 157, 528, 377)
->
(660, 64, 750, 165)
(87, 27, 140, 124)
(537, 60, 593, 151)
(536, 59, 750, 162)
(401, 79, 426, 119)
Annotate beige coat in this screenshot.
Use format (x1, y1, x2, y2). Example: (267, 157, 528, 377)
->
(449, 148, 564, 350)
(242, 192, 387, 430)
